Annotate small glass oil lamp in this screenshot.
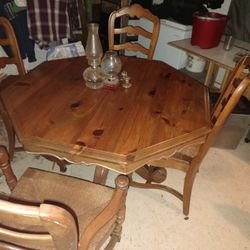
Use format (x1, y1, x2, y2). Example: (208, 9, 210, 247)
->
(101, 50, 122, 88)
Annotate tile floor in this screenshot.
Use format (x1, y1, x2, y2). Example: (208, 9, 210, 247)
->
(0, 120, 250, 250)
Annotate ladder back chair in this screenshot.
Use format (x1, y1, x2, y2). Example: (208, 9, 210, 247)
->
(0, 16, 26, 77)
(0, 17, 66, 172)
(0, 16, 26, 162)
(108, 4, 160, 59)
(0, 146, 129, 250)
(131, 55, 250, 218)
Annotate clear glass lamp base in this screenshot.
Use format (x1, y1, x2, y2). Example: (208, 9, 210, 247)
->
(83, 66, 104, 90)
(104, 76, 119, 86)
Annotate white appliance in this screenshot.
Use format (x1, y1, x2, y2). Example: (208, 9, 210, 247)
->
(153, 19, 192, 69)
(129, 18, 192, 69)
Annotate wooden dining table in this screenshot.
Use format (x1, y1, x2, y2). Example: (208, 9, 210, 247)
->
(0, 56, 211, 184)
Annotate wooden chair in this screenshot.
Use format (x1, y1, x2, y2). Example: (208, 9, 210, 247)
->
(0, 18, 72, 173)
(131, 55, 250, 218)
(0, 146, 129, 250)
(99, 0, 129, 51)
(0, 16, 26, 77)
(108, 4, 160, 59)
(0, 16, 26, 162)
(0, 18, 68, 173)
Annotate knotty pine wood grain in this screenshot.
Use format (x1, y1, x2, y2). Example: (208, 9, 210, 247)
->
(1, 56, 210, 173)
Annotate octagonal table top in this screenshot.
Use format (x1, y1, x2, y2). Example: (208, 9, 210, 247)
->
(1, 56, 211, 174)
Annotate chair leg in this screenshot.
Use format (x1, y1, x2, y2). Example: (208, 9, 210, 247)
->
(42, 155, 68, 172)
(182, 162, 200, 219)
(93, 166, 109, 185)
(0, 110, 15, 161)
(244, 127, 250, 143)
(53, 157, 68, 173)
(132, 164, 200, 218)
(0, 146, 17, 190)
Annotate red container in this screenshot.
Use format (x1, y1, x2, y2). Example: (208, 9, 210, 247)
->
(191, 12, 228, 49)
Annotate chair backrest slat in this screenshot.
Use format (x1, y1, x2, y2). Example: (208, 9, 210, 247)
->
(114, 42, 148, 55)
(0, 228, 54, 249)
(0, 17, 26, 76)
(0, 56, 16, 67)
(0, 38, 11, 46)
(0, 200, 78, 250)
(108, 4, 160, 59)
(115, 25, 152, 39)
(211, 55, 250, 125)
(0, 241, 28, 250)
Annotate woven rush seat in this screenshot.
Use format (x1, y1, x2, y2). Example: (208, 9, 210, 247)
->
(9, 168, 116, 249)
(0, 148, 129, 250)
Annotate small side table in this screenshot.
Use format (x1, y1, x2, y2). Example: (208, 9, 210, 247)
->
(169, 38, 250, 100)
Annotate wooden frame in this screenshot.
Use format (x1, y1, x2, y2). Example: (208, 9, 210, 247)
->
(0, 17, 26, 76)
(0, 55, 212, 217)
(0, 17, 26, 162)
(108, 4, 160, 59)
(0, 146, 129, 250)
(131, 55, 250, 218)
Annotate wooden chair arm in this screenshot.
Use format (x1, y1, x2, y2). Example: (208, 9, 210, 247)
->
(78, 175, 129, 250)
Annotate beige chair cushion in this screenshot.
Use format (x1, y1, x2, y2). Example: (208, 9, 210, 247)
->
(10, 168, 116, 249)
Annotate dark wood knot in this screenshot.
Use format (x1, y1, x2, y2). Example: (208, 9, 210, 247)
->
(148, 89, 156, 96)
(160, 72, 171, 79)
(161, 116, 176, 127)
(70, 101, 82, 110)
(181, 109, 187, 115)
(161, 116, 170, 125)
(93, 129, 104, 136)
(48, 119, 55, 125)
